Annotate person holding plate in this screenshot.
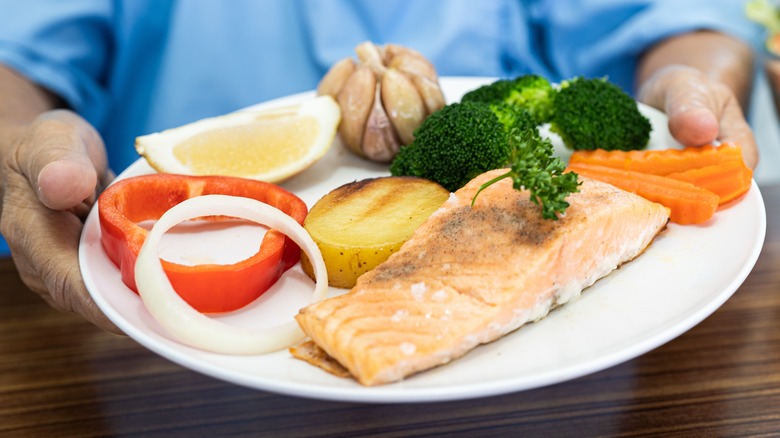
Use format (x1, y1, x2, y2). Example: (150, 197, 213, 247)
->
(0, 0, 761, 332)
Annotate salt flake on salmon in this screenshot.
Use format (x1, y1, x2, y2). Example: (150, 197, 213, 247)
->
(295, 169, 670, 386)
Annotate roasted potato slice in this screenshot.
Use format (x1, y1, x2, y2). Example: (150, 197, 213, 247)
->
(301, 176, 449, 288)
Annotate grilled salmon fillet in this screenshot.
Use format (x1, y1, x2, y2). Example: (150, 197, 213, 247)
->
(295, 170, 670, 386)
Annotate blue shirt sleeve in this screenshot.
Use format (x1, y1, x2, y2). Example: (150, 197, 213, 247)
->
(0, 1, 114, 128)
(524, 0, 762, 93)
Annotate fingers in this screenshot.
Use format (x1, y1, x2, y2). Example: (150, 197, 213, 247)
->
(3, 177, 123, 334)
(1, 109, 121, 334)
(665, 82, 759, 169)
(37, 158, 97, 210)
(714, 100, 759, 169)
(16, 110, 108, 210)
(638, 65, 759, 169)
(667, 106, 719, 146)
(22, 230, 123, 334)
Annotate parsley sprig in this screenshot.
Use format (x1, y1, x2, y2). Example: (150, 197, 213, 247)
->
(471, 129, 581, 220)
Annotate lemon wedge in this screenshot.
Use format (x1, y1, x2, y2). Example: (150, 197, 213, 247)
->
(135, 96, 341, 182)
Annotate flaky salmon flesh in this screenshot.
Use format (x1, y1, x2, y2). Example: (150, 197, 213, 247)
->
(295, 170, 671, 386)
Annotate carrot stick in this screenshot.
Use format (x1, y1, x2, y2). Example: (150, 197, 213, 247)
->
(666, 160, 753, 205)
(569, 143, 745, 175)
(567, 163, 719, 225)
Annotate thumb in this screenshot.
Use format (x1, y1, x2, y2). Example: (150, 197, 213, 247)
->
(17, 110, 108, 210)
(638, 65, 758, 168)
(662, 75, 758, 168)
(665, 100, 720, 147)
(639, 65, 721, 146)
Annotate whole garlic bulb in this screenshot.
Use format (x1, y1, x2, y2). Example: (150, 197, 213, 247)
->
(317, 42, 446, 163)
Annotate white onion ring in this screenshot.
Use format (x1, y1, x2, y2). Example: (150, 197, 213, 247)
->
(134, 194, 328, 355)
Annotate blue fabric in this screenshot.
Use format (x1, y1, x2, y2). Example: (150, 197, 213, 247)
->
(0, 0, 761, 257)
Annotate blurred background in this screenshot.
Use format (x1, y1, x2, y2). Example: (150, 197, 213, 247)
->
(750, 61, 780, 185)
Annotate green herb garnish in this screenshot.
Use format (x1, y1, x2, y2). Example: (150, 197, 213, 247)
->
(471, 129, 581, 220)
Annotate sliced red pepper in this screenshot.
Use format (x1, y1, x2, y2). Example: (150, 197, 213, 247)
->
(98, 174, 308, 313)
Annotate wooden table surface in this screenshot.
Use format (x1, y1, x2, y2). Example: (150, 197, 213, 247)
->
(2, 185, 779, 437)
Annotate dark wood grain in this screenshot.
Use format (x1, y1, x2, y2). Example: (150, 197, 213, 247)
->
(2, 185, 780, 437)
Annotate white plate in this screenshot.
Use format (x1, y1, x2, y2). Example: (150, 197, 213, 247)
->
(79, 77, 766, 403)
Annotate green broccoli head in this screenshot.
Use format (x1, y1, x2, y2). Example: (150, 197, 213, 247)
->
(489, 103, 537, 135)
(390, 102, 511, 192)
(460, 79, 516, 105)
(461, 74, 556, 124)
(504, 75, 556, 124)
(550, 77, 652, 151)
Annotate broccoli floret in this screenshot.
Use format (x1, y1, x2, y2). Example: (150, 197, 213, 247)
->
(504, 75, 556, 124)
(461, 79, 516, 105)
(387, 140, 418, 176)
(489, 103, 537, 135)
(550, 77, 651, 151)
(390, 102, 511, 192)
(461, 74, 556, 124)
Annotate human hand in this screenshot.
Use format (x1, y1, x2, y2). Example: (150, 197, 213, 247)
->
(0, 110, 121, 333)
(637, 65, 758, 168)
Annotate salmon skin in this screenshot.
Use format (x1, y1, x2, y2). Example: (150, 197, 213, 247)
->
(295, 170, 670, 386)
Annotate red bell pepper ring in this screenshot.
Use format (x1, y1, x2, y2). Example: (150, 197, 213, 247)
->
(97, 174, 308, 313)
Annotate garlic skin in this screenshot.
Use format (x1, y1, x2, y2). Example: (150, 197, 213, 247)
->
(363, 85, 401, 162)
(381, 68, 426, 146)
(317, 58, 356, 97)
(336, 66, 376, 156)
(318, 42, 445, 163)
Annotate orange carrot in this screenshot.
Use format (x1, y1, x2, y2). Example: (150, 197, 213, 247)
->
(666, 159, 753, 205)
(569, 143, 745, 176)
(568, 163, 719, 225)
